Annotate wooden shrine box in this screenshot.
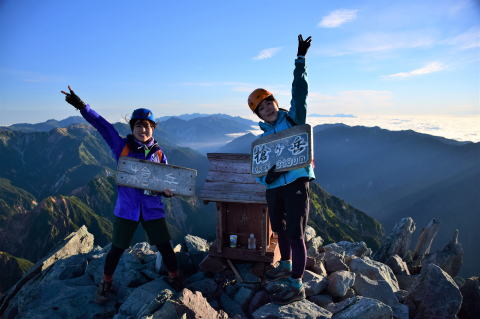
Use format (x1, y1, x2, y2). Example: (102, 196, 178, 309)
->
(200, 153, 279, 263)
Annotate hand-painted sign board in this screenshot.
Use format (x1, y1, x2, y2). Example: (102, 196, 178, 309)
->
(250, 124, 313, 176)
(116, 157, 197, 196)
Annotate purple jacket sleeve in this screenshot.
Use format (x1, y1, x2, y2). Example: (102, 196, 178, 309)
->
(80, 104, 124, 160)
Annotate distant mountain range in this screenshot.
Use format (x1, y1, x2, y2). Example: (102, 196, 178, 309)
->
(2, 114, 257, 154)
(3, 116, 86, 133)
(0, 117, 383, 294)
(218, 123, 480, 276)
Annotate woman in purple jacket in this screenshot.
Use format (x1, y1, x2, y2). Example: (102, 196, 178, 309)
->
(61, 86, 181, 301)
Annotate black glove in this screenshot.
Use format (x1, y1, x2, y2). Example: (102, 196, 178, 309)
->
(297, 34, 312, 57)
(265, 165, 283, 184)
(61, 85, 86, 110)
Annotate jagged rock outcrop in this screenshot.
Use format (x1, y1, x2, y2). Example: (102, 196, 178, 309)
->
(374, 217, 415, 262)
(0, 225, 94, 316)
(458, 276, 480, 319)
(412, 218, 440, 267)
(2, 225, 476, 319)
(422, 229, 464, 277)
(405, 263, 462, 319)
(332, 297, 393, 319)
(349, 256, 400, 292)
(252, 299, 332, 319)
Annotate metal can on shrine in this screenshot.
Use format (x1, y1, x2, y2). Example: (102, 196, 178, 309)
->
(229, 235, 237, 248)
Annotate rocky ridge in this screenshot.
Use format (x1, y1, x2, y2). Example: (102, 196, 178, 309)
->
(1, 222, 478, 319)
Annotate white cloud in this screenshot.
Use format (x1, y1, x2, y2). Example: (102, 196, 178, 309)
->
(383, 62, 447, 79)
(443, 27, 480, 50)
(253, 47, 282, 60)
(308, 90, 394, 114)
(318, 9, 358, 28)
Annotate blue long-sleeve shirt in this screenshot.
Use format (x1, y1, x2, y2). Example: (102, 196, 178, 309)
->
(256, 58, 315, 189)
(80, 104, 168, 221)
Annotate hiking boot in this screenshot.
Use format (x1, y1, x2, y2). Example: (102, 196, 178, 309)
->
(271, 279, 306, 305)
(95, 280, 115, 304)
(264, 277, 291, 294)
(265, 261, 292, 280)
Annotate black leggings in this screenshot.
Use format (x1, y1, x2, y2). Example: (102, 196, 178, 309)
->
(104, 241, 178, 276)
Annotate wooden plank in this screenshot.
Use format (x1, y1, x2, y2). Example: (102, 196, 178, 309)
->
(208, 160, 251, 174)
(251, 124, 313, 176)
(116, 157, 197, 196)
(201, 181, 265, 193)
(210, 246, 276, 263)
(226, 259, 243, 283)
(200, 190, 266, 204)
(207, 153, 250, 161)
(205, 171, 257, 184)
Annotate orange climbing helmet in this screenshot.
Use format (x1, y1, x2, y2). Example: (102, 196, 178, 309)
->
(248, 88, 273, 112)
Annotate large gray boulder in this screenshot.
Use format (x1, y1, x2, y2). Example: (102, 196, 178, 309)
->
(422, 229, 464, 277)
(405, 263, 462, 319)
(252, 299, 332, 319)
(332, 297, 393, 319)
(118, 278, 173, 316)
(323, 251, 349, 273)
(184, 234, 210, 253)
(374, 217, 415, 262)
(386, 255, 410, 276)
(349, 257, 399, 292)
(152, 288, 228, 319)
(353, 274, 408, 319)
(220, 293, 246, 318)
(303, 270, 328, 296)
(327, 271, 356, 298)
(185, 278, 218, 299)
(322, 241, 371, 258)
(307, 236, 325, 257)
(0, 226, 95, 317)
(305, 225, 317, 242)
(326, 296, 361, 314)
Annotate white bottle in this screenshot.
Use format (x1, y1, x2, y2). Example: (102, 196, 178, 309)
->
(248, 233, 256, 250)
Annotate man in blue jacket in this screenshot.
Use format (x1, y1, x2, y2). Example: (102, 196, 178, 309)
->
(248, 35, 315, 305)
(61, 87, 181, 301)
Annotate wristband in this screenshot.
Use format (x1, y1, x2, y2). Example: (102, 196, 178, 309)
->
(297, 55, 305, 59)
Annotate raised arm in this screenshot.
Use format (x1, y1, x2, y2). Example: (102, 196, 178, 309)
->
(61, 86, 124, 159)
(288, 35, 311, 125)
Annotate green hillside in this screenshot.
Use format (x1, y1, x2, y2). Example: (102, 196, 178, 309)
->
(0, 251, 33, 293)
(308, 182, 384, 250)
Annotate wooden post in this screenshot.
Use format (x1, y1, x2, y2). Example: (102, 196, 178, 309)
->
(216, 203, 223, 254)
(261, 208, 266, 256)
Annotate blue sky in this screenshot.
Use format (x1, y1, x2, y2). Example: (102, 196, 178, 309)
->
(0, 0, 479, 125)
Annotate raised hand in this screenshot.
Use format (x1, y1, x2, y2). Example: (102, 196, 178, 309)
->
(297, 34, 312, 57)
(265, 165, 283, 184)
(61, 85, 86, 110)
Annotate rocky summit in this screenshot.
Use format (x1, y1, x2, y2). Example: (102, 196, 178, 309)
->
(1, 224, 478, 319)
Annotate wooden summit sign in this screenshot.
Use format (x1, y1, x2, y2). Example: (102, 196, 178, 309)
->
(116, 157, 197, 197)
(251, 124, 313, 176)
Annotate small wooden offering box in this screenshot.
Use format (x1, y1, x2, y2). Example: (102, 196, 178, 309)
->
(200, 153, 279, 263)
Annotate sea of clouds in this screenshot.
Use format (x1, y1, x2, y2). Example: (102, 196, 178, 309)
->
(247, 115, 480, 143)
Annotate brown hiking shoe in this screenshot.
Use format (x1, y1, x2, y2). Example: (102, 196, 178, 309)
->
(95, 280, 115, 304)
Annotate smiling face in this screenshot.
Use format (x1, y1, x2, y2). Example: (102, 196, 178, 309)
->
(257, 98, 279, 124)
(132, 120, 155, 143)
